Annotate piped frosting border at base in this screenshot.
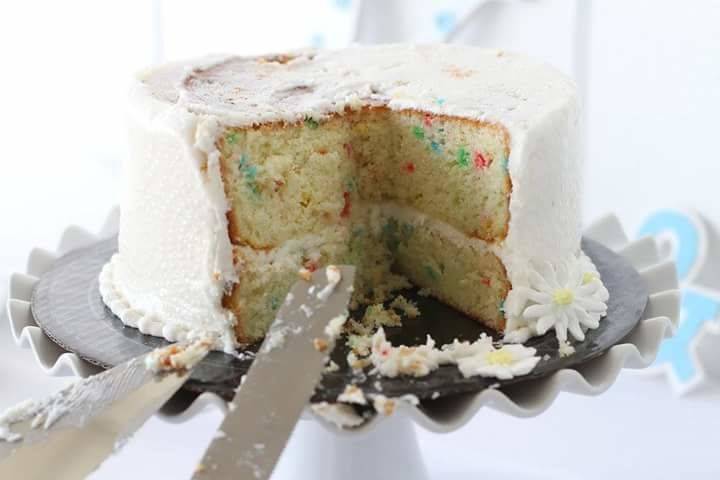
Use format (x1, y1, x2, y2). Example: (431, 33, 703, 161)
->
(99, 255, 237, 352)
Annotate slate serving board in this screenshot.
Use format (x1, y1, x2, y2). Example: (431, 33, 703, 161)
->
(31, 236, 647, 404)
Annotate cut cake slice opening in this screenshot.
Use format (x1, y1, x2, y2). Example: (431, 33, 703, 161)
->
(218, 108, 512, 343)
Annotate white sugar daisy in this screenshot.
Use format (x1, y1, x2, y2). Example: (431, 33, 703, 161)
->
(578, 252, 610, 303)
(454, 344, 541, 380)
(519, 258, 608, 342)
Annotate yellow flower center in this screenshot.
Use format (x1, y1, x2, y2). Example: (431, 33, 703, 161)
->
(485, 349, 515, 366)
(553, 288, 575, 306)
(582, 272, 598, 285)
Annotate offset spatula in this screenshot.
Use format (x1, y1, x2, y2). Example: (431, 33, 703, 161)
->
(0, 343, 210, 480)
(192, 265, 355, 480)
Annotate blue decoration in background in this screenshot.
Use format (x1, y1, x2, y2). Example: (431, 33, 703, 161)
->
(655, 290, 719, 383)
(637, 210, 719, 388)
(638, 210, 699, 280)
(434, 11, 457, 34)
(334, 0, 352, 9)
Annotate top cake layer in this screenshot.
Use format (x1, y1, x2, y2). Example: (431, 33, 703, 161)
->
(137, 44, 582, 264)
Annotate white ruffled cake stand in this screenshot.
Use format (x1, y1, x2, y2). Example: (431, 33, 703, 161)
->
(6, 210, 680, 480)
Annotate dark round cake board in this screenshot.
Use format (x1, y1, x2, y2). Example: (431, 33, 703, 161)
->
(31, 236, 648, 404)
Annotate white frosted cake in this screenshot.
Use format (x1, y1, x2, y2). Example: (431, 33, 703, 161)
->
(99, 44, 608, 354)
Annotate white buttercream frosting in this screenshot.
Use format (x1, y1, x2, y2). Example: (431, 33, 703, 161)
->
(368, 328, 541, 380)
(325, 314, 348, 340)
(102, 43, 602, 349)
(310, 402, 365, 429)
(0, 399, 39, 442)
(337, 385, 367, 405)
(143, 338, 213, 373)
(316, 265, 342, 302)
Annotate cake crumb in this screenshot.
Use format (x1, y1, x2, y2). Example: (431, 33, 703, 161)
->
(144, 338, 212, 374)
(347, 334, 372, 356)
(324, 314, 348, 340)
(300, 304, 313, 317)
(0, 423, 23, 443)
(389, 295, 420, 318)
(362, 304, 402, 330)
(195, 463, 207, 474)
(234, 350, 255, 361)
(369, 328, 541, 380)
(313, 338, 329, 353)
(431, 392, 440, 400)
(345, 318, 371, 337)
(369, 328, 442, 378)
(311, 402, 365, 429)
(324, 360, 340, 373)
(262, 326, 290, 352)
(344, 303, 402, 338)
(559, 341, 575, 357)
(417, 287, 432, 297)
(365, 303, 401, 328)
(338, 385, 367, 405)
(371, 395, 396, 416)
(400, 394, 420, 406)
(373, 380, 383, 392)
(317, 265, 342, 301)
(298, 268, 312, 281)
(346, 351, 372, 372)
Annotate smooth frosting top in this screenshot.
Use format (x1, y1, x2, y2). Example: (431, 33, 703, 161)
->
(143, 44, 576, 133)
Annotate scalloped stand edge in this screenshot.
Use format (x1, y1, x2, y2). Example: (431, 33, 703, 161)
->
(6, 210, 679, 480)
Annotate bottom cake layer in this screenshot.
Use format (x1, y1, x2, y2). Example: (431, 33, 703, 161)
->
(224, 203, 509, 343)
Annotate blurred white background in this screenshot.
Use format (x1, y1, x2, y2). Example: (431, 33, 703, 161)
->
(1, 1, 719, 478)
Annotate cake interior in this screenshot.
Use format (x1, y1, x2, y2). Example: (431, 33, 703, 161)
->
(218, 108, 512, 342)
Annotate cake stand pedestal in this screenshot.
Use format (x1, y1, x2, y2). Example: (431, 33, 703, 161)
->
(273, 414, 429, 480)
(6, 211, 680, 480)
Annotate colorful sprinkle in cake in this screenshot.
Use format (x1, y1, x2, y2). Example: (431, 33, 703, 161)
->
(99, 44, 608, 352)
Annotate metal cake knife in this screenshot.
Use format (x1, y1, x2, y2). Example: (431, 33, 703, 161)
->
(0, 341, 210, 480)
(192, 265, 356, 480)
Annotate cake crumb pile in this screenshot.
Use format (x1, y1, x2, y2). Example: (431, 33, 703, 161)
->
(144, 338, 213, 373)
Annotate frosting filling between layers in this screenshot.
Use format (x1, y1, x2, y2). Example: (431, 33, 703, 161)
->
(222, 199, 512, 342)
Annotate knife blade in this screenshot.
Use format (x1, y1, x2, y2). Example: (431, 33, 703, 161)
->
(0, 340, 210, 480)
(192, 265, 355, 480)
